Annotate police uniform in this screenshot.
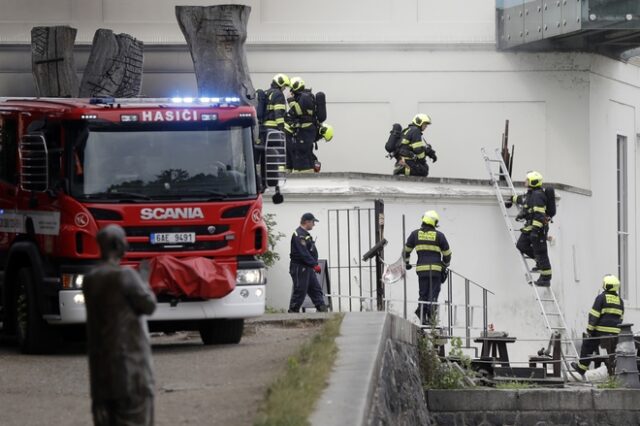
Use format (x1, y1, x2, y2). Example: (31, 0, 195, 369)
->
(572, 276, 624, 375)
(403, 217, 451, 325)
(288, 218, 327, 312)
(513, 187, 552, 285)
(394, 124, 437, 177)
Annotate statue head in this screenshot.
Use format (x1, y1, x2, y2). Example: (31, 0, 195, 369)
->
(97, 224, 128, 262)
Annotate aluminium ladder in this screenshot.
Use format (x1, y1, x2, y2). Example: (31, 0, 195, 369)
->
(481, 147, 579, 376)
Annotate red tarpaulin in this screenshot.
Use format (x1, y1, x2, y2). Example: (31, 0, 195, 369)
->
(146, 255, 236, 299)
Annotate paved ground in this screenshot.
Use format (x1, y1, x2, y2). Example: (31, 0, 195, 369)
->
(0, 317, 323, 426)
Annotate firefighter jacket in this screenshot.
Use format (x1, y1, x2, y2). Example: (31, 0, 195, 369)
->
(513, 187, 547, 233)
(398, 124, 437, 163)
(263, 84, 287, 131)
(403, 224, 451, 273)
(290, 226, 319, 267)
(587, 290, 624, 334)
(83, 264, 157, 401)
(287, 89, 316, 130)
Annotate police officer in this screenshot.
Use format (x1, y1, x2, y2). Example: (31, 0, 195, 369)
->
(258, 74, 290, 171)
(287, 77, 317, 173)
(403, 210, 451, 325)
(288, 212, 329, 313)
(571, 275, 624, 376)
(512, 171, 552, 286)
(394, 113, 437, 177)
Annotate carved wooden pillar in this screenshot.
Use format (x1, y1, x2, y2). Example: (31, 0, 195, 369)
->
(31, 26, 79, 97)
(79, 29, 144, 98)
(176, 5, 255, 105)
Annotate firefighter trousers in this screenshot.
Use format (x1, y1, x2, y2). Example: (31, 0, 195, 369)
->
(289, 263, 325, 311)
(394, 159, 429, 177)
(415, 271, 442, 325)
(516, 229, 552, 279)
(577, 331, 617, 373)
(290, 126, 317, 172)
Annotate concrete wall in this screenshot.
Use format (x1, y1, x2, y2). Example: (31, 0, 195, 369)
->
(428, 389, 640, 426)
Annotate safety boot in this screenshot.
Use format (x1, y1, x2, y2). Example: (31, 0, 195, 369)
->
(316, 305, 329, 313)
(534, 276, 551, 287)
(570, 362, 586, 377)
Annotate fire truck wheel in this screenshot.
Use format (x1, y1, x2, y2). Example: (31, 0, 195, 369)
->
(14, 268, 58, 354)
(198, 319, 244, 345)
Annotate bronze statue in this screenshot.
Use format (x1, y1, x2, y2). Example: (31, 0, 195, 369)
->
(83, 224, 157, 426)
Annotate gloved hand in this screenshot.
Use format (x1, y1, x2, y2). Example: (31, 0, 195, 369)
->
(440, 267, 449, 283)
(515, 210, 527, 222)
(405, 263, 412, 270)
(504, 197, 513, 208)
(313, 264, 321, 273)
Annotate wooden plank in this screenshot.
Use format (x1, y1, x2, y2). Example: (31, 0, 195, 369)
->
(79, 29, 144, 98)
(176, 5, 255, 106)
(31, 26, 79, 97)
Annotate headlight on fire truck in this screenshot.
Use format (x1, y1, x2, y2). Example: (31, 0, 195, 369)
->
(61, 273, 84, 289)
(236, 268, 265, 285)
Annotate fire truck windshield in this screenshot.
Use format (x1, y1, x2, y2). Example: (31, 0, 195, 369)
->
(69, 122, 257, 201)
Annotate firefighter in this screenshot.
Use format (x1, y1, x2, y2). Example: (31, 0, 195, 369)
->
(258, 74, 290, 172)
(287, 77, 318, 173)
(571, 275, 624, 376)
(403, 210, 451, 325)
(513, 171, 552, 286)
(394, 113, 437, 177)
(288, 212, 329, 313)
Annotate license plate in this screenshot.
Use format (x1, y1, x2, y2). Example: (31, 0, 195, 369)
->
(150, 232, 196, 244)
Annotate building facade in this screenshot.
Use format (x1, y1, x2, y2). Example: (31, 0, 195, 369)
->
(0, 0, 639, 361)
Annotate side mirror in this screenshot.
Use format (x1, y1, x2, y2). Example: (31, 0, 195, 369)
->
(19, 134, 49, 193)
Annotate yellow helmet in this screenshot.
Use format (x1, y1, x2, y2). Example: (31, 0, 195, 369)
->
(272, 73, 290, 88)
(526, 171, 543, 188)
(319, 123, 333, 141)
(290, 76, 305, 92)
(421, 210, 440, 227)
(602, 275, 620, 292)
(412, 113, 432, 127)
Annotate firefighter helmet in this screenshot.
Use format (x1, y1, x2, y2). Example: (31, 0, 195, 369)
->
(290, 77, 305, 92)
(272, 73, 290, 88)
(422, 210, 440, 227)
(526, 171, 543, 188)
(319, 123, 334, 141)
(602, 275, 620, 292)
(412, 113, 432, 127)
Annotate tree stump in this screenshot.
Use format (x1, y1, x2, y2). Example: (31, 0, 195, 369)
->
(79, 29, 144, 98)
(176, 5, 255, 105)
(31, 26, 79, 97)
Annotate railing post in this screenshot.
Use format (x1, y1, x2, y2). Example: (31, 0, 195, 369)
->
(483, 289, 488, 336)
(402, 214, 407, 319)
(465, 278, 470, 349)
(447, 271, 453, 338)
(374, 199, 385, 311)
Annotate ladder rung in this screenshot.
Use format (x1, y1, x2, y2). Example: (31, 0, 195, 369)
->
(539, 298, 555, 302)
(550, 327, 566, 330)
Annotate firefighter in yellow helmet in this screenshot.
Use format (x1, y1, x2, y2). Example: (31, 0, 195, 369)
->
(571, 275, 624, 376)
(394, 113, 437, 177)
(257, 74, 290, 171)
(511, 171, 552, 286)
(287, 76, 318, 172)
(402, 210, 451, 325)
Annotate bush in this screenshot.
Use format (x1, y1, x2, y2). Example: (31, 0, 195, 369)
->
(418, 332, 475, 389)
(258, 213, 286, 268)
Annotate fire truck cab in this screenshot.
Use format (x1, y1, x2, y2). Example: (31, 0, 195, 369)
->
(0, 97, 277, 353)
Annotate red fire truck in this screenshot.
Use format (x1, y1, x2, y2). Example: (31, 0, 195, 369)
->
(0, 96, 280, 353)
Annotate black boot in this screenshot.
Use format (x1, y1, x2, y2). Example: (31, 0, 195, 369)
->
(570, 362, 586, 376)
(316, 305, 329, 313)
(535, 276, 551, 287)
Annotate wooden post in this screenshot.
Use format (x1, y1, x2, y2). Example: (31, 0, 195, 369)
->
(176, 5, 255, 105)
(79, 29, 144, 98)
(374, 199, 385, 311)
(31, 26, 79, 97)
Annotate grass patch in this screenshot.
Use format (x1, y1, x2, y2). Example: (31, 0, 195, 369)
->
(254, 314, 343, 426)
(495, 381, 534, 389)
(597, 376, 622, 389)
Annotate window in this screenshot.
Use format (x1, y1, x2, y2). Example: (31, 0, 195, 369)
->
(617, 135, 628, 299)
(0, 118, 18, 184)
